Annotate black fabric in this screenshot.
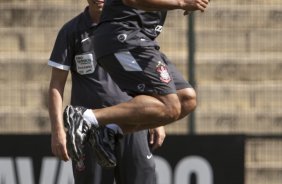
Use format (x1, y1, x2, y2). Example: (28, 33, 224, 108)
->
(115, 131, 156, 184)
(98, 47, 177, 96)
(93, 0, 167, 58)
(97, 47, 191, 96)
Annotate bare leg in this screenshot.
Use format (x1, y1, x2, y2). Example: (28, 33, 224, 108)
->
(132, 88, 197, 131)
(93, 88, 197, 132)
(94, 93, 181, 128)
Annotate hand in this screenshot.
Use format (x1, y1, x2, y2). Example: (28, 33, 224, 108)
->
(51, 128, 70, 161)
(181, 0, 210, 15)
(149, 126, 166, 151)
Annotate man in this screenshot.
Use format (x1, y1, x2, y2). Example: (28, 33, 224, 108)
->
(64, 0, 205, 167)
(48, 0, 165, 183)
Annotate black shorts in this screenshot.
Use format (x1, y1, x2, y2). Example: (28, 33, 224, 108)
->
(97, 47, 191, 96)
(160, 52, 192, 90)
(72, 130, 156, 184)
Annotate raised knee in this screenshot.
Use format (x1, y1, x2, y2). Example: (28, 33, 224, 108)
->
(180, 88, 197, 113)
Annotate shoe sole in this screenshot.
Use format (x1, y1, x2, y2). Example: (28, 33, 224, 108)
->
(64, 105, 79, 161)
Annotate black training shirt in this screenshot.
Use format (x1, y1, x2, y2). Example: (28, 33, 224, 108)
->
(48, 7, 131, 108)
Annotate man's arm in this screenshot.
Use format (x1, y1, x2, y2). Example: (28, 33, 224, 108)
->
(122, 0, 209, 12)
(48, 67, 69, 161)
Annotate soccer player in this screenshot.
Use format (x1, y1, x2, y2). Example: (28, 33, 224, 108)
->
(64, 0, 206, 166)
(48, 0, 165, 183)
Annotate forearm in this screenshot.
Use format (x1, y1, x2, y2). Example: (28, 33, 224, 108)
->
(49, 87, 65, 133)
(123, 0, 183, 11)
(48, 81, 70, 161)
(48, 68, 68, 133)
(123, 0, 209, 12)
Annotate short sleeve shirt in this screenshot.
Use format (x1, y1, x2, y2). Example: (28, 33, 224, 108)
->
(48, 7, 131, 108)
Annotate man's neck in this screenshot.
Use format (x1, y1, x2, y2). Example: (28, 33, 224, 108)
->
(88, 8, 100, 24)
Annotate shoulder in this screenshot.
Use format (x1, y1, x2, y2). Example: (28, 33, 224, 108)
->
(58, 12, 85, 37)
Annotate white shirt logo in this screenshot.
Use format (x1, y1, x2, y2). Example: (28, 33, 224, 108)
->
(75, 53, 96, 75)
(81, 37, 89, 43)
(117, 34, 127, 42)
(137, 84, 145, 92)
(147, 154, 153, 159)
(155, 25, 163, 33)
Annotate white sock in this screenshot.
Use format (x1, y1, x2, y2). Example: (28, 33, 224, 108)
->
(106, 124, 123, 134)
(83, 109, 99, 126)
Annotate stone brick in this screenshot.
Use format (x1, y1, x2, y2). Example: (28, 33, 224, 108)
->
(196, 4, 282, 30)
(250, 30, 282, 52)
(160, 5, 282, 54)
(197, 83, 282, 111)
(246, 139, 282, 184)
(195, 110, 282, 134)
(246, 169, 282, 184)
(211, 0, 282, 5)
(196, 53, 282, 82)
(195, 29, 249, 53)
(23, 28, 58, 52)
(0, 82, 71, 108)
(0, 109, 50, 133)
(0, 58, 50, 82)
(246, 139, 282, 164)
(0, 31, 21, 52)
(0, 3, 83, 28)
(0, 82, 47, 107)
(0, 28, 58, 52)
(193, 29, 282, 53)
(0, 0, 84, 5)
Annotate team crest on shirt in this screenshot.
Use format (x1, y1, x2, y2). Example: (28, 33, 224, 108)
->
(156, 61, 171, 83)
